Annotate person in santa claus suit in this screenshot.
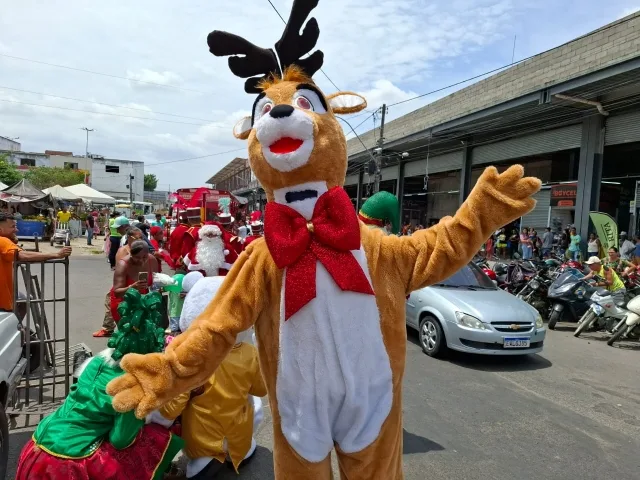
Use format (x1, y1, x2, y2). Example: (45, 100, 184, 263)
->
(208, 212, 241, 272)
(243, 211, 263, 249)
(184, 224, 233, 277)
(169, 211, 190, 272)
(180, 208, 203, 269)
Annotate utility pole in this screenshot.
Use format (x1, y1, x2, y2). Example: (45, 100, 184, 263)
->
(80, 127, 94, 157)
(374, 104, 386, 193)
(129, 174, 135, 206)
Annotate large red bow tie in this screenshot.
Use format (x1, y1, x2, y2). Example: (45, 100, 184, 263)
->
(264, 187, 374, 320)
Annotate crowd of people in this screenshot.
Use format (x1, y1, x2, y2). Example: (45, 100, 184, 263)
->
(12, 206, 268, 479)
(483, 224, 640, 263)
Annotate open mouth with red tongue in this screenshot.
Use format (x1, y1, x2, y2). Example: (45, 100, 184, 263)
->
(269, 137, 304, 154)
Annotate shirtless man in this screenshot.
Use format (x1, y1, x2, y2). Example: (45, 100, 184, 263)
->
(110, 240, 159, 323)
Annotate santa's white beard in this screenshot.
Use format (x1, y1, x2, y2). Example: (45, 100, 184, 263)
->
(195, 237, 225, 276)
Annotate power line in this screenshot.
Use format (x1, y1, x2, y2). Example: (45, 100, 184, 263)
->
(0, 98, 228, 127)
(349, 111, 376, 132)
(389, 14, 638, 108)
(0, 85, 215, 122)
(0, 53, 208, 94)
(265, 0, 341, 92)
(144, 148, 247, 167)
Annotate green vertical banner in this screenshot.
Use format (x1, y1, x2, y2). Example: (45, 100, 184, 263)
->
(589, 211, 618, 250)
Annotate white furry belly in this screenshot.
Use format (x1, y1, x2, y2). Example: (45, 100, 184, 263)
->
(275, 247, 393, 463)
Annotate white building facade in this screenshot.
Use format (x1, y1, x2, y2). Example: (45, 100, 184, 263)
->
(0, 136, 21, 152)
(90, 157, 144, 203)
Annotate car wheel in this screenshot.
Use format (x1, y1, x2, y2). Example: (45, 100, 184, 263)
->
(0, 404, 9, 480)
(419, 315, 447, 358)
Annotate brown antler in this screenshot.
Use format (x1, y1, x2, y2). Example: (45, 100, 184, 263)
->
(274, 0, 324, 77)
(207, 31, 280, 94)
(207, 0, 324, 94)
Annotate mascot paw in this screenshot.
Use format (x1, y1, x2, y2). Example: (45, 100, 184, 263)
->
(478, 164, 541, 216)
(106, 352, 174, 419)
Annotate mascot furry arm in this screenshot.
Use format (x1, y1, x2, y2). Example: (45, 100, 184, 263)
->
(108, 1, 540, 477)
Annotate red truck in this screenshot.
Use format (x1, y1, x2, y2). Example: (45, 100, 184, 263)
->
(170, 187, 245, 223)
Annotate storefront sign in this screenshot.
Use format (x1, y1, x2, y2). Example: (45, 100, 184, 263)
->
(550, 184, 577, 207)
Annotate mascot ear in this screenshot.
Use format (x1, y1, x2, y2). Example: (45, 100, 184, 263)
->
(233, 116, 252, 140)
(327, 92, 367, 114)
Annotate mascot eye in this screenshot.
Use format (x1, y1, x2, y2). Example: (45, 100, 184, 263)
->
(261, 102, 273, 115)
(293, 89, 327, 114)
(296, 96, 312, 110)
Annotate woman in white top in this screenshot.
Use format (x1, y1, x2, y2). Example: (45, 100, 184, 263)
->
(587, 233, 601, 258)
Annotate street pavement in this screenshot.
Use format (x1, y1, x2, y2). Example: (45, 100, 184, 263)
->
(6, 242, 640, 479)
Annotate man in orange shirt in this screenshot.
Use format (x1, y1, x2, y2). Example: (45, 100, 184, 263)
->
(0, 213, 72, 312)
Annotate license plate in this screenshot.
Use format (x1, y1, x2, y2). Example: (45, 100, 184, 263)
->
(503, 337, 530, 348)
(592, 304, 605, 315)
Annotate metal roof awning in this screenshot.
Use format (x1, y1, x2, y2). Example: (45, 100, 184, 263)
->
(206, 157, 248, 185)
(231, 194, 248, 205)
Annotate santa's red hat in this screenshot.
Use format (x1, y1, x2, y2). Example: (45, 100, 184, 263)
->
(199, 224, 222, 239)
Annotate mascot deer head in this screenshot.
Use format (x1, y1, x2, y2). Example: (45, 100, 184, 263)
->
(208, 0, 366, 219)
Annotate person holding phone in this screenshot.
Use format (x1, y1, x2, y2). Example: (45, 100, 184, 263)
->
(109, 240, 158, 323)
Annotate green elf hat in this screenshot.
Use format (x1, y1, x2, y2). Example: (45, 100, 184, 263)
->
(358, 191, 400, 234)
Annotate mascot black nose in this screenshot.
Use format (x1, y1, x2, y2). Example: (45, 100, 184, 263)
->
(270, 104, 294, 118)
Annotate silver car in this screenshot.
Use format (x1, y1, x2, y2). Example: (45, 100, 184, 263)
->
(406, 262, 546, 357)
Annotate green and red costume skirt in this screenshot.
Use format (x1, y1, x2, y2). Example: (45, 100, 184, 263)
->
(15, 424, 183, 480)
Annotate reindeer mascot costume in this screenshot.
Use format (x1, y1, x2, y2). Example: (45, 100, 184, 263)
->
(108, 1, 541, 478)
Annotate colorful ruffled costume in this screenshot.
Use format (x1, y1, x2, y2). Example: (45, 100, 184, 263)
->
(16, 290, 183, 480)
(107, 1, 541, 478)
(148, 274, 265, 478)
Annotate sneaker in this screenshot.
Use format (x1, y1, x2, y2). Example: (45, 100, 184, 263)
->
(92, 329, 113, 338)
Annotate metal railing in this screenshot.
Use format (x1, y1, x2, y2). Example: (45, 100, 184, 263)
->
(7, 255, 90, 427)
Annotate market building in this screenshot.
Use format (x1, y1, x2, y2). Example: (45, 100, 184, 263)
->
(206, 157, 265, 213)
(345, 12, 640, 243)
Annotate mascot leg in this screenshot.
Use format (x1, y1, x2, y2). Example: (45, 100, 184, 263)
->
(334, 394, 403, 480)
(273, 413, 333, 479)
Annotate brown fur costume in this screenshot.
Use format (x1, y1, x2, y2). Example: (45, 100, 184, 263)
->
(107, 2, 541, 478)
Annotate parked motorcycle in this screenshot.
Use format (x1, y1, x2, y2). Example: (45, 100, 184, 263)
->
(547, 268, 597, 330)
(607, 295, 640, 346)
(573, 288, 628, 337)
(516, 267, 553, 318)
(500, 261, 537, 294)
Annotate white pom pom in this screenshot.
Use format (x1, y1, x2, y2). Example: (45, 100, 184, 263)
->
(224, 249, 229, 256)
(182, 271, 204, 292)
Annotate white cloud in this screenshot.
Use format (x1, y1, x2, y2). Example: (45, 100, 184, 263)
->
(126, 69, 183, 90)
(0, 0, 625, 188)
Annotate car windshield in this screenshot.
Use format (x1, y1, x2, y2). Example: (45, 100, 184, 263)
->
(434, 263, 496, 290)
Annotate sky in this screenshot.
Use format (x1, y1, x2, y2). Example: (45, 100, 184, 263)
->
(0, 0, 639, 191)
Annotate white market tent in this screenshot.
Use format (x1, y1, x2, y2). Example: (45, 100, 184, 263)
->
(43, 184, 81, 202)
(65, 184, 116, 205)
(0, 182, 7, 190)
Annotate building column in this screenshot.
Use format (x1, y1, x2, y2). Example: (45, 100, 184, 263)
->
(356, 169, 364, 212)
(459, 141, 473, 205)
(574, 115, 605, 255)
(396, 161, 406, 224)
